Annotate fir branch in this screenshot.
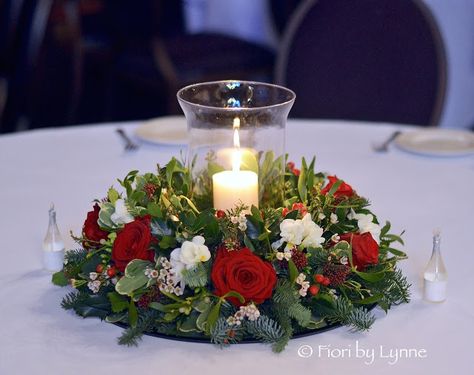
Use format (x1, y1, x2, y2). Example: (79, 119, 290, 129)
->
(181, 263, 209, 288)
(326, 297, 375, 332)
(287, 303, 311, 327)
(61, 290, 89, 310)
(210, 317, 243, 347)
(272, 308, 293, 353)
(64, 248, 88, 264)
(371, 267, 411, 310)
(244, 315, 284, 344)
(117, 309, 160, 346)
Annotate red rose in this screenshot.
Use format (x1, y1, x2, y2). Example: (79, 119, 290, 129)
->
(321, 176, 354, 198)
(111, 215, 154, 272)
(211, 247, 277, 306)
(82, 203, 109, 248)
(340, 232, 379, 270)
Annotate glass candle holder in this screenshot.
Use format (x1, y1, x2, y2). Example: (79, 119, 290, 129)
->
(177, 80, 295, 210)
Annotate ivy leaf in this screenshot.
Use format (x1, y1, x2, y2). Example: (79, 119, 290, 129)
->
(354, 270, 386, 283)
(206, 301, 222, 334)
(107, 292, 129, 313)
(52, 271, 68, 286)
(353, 293, 384, 305)
(107, 187, 120, 204)
(384, 247, 407, 257)
(147, 202, 162, 217)
(222, 291, 245, 304)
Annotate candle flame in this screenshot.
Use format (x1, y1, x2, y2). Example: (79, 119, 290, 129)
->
(232, 117, 241, 172)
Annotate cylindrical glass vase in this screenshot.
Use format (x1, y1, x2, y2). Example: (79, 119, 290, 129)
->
(177, 80, 295, 210)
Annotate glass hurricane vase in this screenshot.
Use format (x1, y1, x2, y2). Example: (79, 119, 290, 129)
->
(177, 80, 295, 210)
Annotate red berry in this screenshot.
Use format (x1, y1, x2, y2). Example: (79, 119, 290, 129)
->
(293, 168, 301, 176)
(96, 264, 104, 273)
(309, 284, 320, 296)
(282, 208, 289, 217)
(314, 274, 325, 284)
(321, 277, 331, 286)
(107, 267, 117, 278)
(216, 210, 226, 219)
(287, 161, 295, 171)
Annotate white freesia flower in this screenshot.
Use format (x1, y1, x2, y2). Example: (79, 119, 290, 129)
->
(280, 217, 305, 246)
(179, 236, 211, 268)
(301, 213, 325, 249)
(354, 212, 381, 243)
(170, 235, 211, 279)
(280, 213, 325, 249)
(110, 199, 134, 225)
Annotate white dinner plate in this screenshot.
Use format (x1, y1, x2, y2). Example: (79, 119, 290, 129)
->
(394, 129, 474, 156)
(135, 116, 188, 145)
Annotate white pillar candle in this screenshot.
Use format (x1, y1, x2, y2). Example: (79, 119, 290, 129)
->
(212, 170, 258, 211)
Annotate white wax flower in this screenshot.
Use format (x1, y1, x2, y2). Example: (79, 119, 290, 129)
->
(280, 213, 325, 249)
(110, 199, 134, 225)
(330, 213, 339, 224)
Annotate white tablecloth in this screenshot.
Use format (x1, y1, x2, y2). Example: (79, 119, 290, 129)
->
(1, 118, 473, 374)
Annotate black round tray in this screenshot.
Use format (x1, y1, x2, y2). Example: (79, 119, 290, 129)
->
(112, 320, 342, 344)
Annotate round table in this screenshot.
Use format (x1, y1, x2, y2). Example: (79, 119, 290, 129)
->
(1, 118, 472, 374)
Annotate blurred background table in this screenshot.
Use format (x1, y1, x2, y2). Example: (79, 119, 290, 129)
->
(1, 118, 473, 374)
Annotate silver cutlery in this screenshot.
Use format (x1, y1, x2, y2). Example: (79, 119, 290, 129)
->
(372, 130, 402, 152)
(116, 128, 139, 151)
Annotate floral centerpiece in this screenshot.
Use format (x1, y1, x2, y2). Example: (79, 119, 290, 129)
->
(52, 156, 410, 352)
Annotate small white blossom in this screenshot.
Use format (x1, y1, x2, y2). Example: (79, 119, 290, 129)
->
(89, 272, 98, 281)
(330, 213, 339, 224)
(238, 222, 247, 231)
(340, 256, 348, 265)
(296, 273, 307, 285)
(276, 249, 292, 261)
(238, 303, 261, 321)
(299, 281, 310, 297)
(230, 216, 239, 224)
(318, 213, 326, 221)
(226, 316, 242, 326)
(87, 280, 101, 293)
(110, 199, 134, 226)
(328, 289, 339, 299)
